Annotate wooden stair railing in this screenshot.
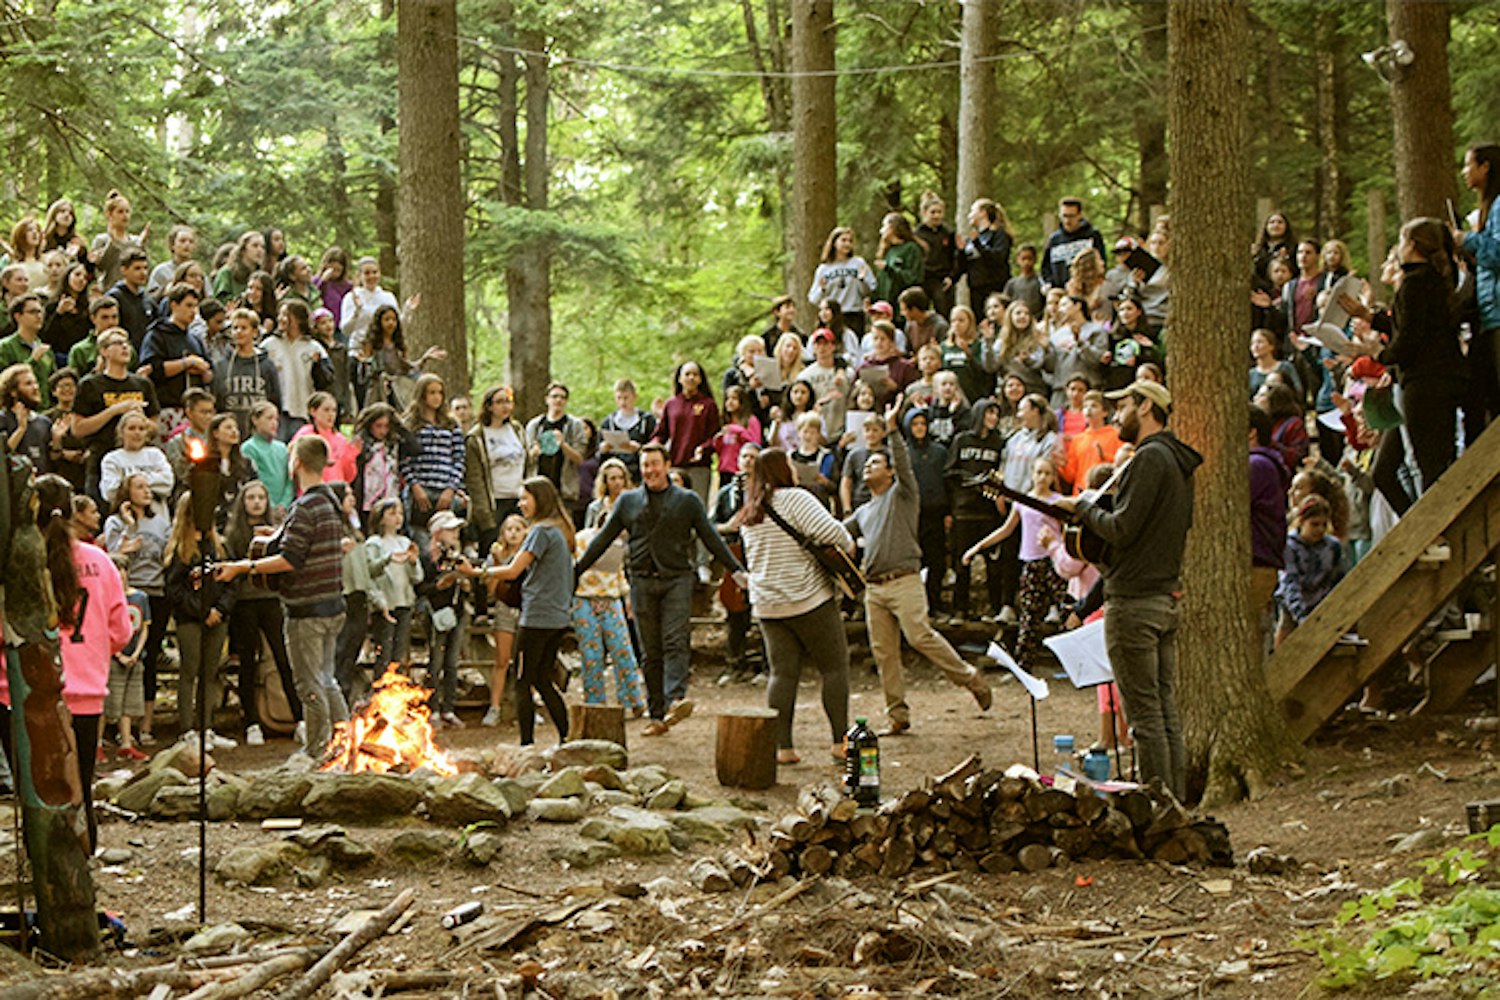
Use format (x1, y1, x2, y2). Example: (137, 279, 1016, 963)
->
(1266, 418, 1500, 742)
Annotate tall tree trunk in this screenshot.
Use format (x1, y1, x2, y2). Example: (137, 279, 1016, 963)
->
(1170, 0, 1296, 806)
(325, 121, 355, 250)
(789, 0, 836, 329)
(1133, 0, 1168, 233)
(1314, 8, 1346, 242)
(1386, 0, 1457, 220)
(397, 0, 467, 398)
(956, 0, 996, 224)
(1, 451, 98, 961)
(375, 0, 400, 282)
(508, 28, 552, 420)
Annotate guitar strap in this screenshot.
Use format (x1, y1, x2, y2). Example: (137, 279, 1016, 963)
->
(761, 495, 819, 553)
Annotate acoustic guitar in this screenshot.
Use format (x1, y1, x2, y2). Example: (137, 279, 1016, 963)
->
(718, 539, 749, 613)
(975, 472, 1114, 566)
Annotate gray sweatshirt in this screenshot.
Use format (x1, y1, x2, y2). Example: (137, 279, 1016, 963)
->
(844, 431, 923, 579)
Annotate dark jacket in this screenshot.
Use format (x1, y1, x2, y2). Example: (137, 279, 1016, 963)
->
(140, 315, 210, 408)
(576, 482, 745, 579)
(944, 399, 1004, 520)
(1076, 430, 1202, 598)
(921, 398, 971, 448)
(1381, 261, 1466, 385)
(107, 281, 155, 351)
(916, 222, 957, 284)
(903, 409, 950, 516)
(955, 227, 1012, 297)
(1250, 445, 1289, 569)
(1041, 219, 1108, 289)
(165, 554, 238, 622)
(213, 351, 283, 434)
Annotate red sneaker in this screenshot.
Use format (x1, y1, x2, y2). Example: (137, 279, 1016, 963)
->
(116, 745, 148, 762)
(96, 746, 108, 764)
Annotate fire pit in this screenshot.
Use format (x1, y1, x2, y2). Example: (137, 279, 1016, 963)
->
(324, 665, 457, 776)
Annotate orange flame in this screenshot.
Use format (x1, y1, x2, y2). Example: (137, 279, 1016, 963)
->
(185, 435, 207, 462)
(320, 664, 457, 775)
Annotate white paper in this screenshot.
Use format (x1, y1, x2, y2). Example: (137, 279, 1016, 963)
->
(1299, 321, 1358, 356)
(600, 429, 631, 450)
(857, 365, 889, 388)
(752, 354, 783, 391)
(1299, 274, 1365, 356)
(845, 410, 874, 438)
(1042, 618, 1114, 688)
(987, 641, 1050, 700)
(1317, 408, 1347, 432)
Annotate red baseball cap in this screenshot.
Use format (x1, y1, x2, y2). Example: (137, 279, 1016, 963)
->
(1349, 356, 1385, 381)
(811, 328, 835, 346)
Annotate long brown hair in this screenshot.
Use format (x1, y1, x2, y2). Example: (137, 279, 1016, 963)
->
(737, 448, 796, 527)
(404, 373, 454, 432)
(1470, 144, 1500, 229)
(168, 493, 225, 564)
(36, 474, 81, 627)
(521, 475, 576, 551)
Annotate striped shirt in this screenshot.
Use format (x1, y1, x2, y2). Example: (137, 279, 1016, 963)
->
(739, 487, 853, 620)
(272, 484, 346, 617)
(402, 422, 465, 492)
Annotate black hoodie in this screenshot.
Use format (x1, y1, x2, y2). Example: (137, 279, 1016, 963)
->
(1076, 429, 1203, 598)
(1041, 219, 1108, 289)
(944, 398, 1004, 520)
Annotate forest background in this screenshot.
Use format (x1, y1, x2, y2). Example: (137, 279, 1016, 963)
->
(2, 0, 1497, 415)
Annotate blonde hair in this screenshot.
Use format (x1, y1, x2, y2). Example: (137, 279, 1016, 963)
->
(168, 494, 224, 564)
(794, 410, 824, 434)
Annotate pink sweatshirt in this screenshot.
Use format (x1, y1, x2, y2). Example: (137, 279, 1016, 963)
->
(0, 542, 133, 715)
(291, 424, 358, 485)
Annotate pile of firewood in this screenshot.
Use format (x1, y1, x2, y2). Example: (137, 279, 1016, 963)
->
(735, 755, 1231, 882)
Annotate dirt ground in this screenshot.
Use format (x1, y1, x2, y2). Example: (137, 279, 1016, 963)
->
(6, 631, 1500, 998)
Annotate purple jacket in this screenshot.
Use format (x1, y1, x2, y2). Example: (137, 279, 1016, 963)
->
(1250, 446, 1289, 569)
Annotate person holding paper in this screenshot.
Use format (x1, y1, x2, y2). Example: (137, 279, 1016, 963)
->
(856, 320, 917, 409)
(847, 404, 992, 736)
(598, 377, 656, 483)
(839, 407, 887, 516)
(807, 228, 876, 337)
(1050, 379, 1201, 800)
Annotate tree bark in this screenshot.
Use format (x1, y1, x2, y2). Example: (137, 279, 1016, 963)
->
(507, 28, 552, 421)
(1133, 0, 1168, 233)
(956, 0, 997, 228)
(789, 0, 836, 331)
(375, 0, 400, 283)
(1169, 0, 1297, 807)
(1, 452, 98, 962)
(397, 0, 468, 399)
(1386, 0, 1457, 221)
(1314, 7, 1347, 242)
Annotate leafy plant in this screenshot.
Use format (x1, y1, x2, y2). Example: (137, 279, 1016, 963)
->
(1297, 826, 1500, 993)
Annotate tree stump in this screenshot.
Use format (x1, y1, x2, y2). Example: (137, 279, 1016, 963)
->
(715, 708, 779, 789)
(566, 703, 626, 748)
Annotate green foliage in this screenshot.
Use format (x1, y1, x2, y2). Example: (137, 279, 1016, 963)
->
(1297, 826, 1500, 994)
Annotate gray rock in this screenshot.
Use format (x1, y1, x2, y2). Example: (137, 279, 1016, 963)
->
(689, 859, 733, 893)
(491, 745, 550, 777)
(548, 841, 622, 868)
(149, 784, 205, 820)
(235, 772, 314, 819)
(462, 831, 504, 865)
(216, 842, 306, 884)
(582, 806, 683, 855)
(1391, 828, 1445, 853)
(513, 772, 551, 792)
(491, 779, 532, 815)
(183, 922, 250, 954)
(529, 797, 587, 823)
(388, 829, 455, 861)
(207, 782, 241, 821)
(115, 767, 190, 814)
(579, 765, 626, 791)
(98, 847, 133, 865)
(293, 854, 332, 888)
(321, 836, 376, 868)
(301, 773, 426, 821)
(547, 740, 627, 771)
(428, 773, 513, 825)
(536, 769, 588, 800)
(286, 824, 349, 848)
(594, 789, 636, 808)
(667, 813, 731, 844)
(646, 780, 685, 811)
(624, 766, 672, 795)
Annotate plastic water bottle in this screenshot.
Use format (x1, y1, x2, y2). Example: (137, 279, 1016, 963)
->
(1083, 748, 1112, 782)
(845, 718, 880, 805)
(441, 901, 484, 929)
(1053, 734, 1075, 768)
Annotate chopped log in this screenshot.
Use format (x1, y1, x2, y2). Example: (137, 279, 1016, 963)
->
(957, 823, 991, 853)
(714, 708, 779, 790)
(909, 812, 935, 849)
(1094, 807, 1134, 843)
(275, 888, 415, 1000)
(763, 849, 792, 881)
(931, 830, 958, 857)
(994, 775, 1030, 802)
(566, 704, 626, 748)
(990, 821, 1027, 848)
(993, 800, 1029, 825)
(797, 785, 845, 824)
(2, 968, 207, 1000)
(852, 842, 884, 869)
(879, 832, 916, 877)
(770, 814, 816, 843)
(891, 789, 931, 815)
(1113, 790, 1154, 830)
(1024, 789, 1076, 822)
(1053, 827, 1094, 860)
(723, 853, 758, 888)
(978, 852, 1016, 875)
(932, 754, 982, 801)
(1074, 791, 1106, 824)
(848, 813, 884, 840)
(929, 798, 952, 820)
(800, 844, 834, 876)
(1144, 796, 1192, 840)
(1016, 844, 1058, 872)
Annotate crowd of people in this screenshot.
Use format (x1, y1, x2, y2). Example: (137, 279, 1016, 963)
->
(0, 150, 1494, 806)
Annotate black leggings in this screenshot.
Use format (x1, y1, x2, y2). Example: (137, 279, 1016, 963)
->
(1372, 377, 1464, 516)
(514, 626, 569, 746)
(0, 707, 100, 853)
(231, 597, 302, 729)
(143, 593, 171, 711)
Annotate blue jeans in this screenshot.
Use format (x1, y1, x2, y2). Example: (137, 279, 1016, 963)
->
(369, 606, 414, 668)
(285, 613, 349, 756)
(1104, 593, 1184, 799)
(632, 573, 694, 719)
(425, 611, 468, 713)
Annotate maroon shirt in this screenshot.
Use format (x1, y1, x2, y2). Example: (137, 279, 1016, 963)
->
(654, 392, 721, 468)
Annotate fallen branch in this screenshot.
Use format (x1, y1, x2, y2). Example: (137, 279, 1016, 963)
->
(274, 889, 415, 1000)
(708, 875, 820, 938)
(182, 952, 316, 1000)
(0, 968, 207, 1000)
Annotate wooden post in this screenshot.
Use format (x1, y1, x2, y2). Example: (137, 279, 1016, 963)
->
(715, 708, 780, 789)
(565, 703, 626, 747)
(1367, 187, 1389, 287)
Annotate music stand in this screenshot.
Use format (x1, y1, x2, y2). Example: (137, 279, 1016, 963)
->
(986, 642, 1049, 772)
(1042, 618, 1133, 780)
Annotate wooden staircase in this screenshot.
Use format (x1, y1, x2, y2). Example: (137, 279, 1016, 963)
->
(1266, 419, 1500, 742)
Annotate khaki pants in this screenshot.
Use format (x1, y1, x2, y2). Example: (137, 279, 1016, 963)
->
(865, 572, 982, 725)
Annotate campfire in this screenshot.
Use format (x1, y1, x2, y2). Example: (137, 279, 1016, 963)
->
(322, 665, 458, 776)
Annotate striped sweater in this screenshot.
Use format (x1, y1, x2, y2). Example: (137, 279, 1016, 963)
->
(739, 487, 854, 620)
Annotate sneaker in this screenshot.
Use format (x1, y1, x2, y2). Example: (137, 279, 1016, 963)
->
(136, 730, 156, 747)
(117, 745, 148, 762)
(96, 746, 108, 764)
(696, 566, 713, 585)
(998, 606, 1018, 625)
(245, 724, 265, 747)
(481, 706, 502, 727)
(206, 730, 238, 751)
(294, 721, 307, 747)
(970, 682, 994, 711)
(441, 711, 464, 729)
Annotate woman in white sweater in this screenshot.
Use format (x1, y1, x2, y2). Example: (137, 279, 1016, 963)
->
(736, 448, 855, 764)
(100, 410, 173, 504)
